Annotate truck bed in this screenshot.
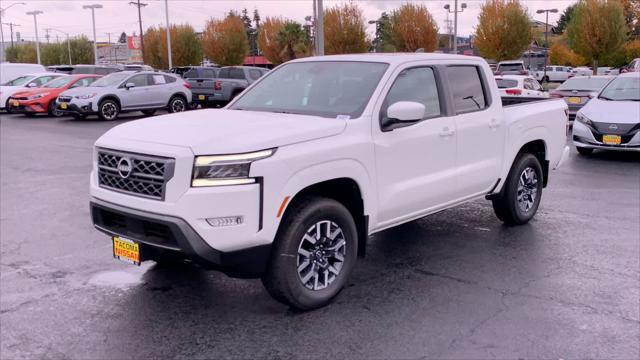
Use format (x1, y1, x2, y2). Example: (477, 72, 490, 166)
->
(501, 96, 554, 107)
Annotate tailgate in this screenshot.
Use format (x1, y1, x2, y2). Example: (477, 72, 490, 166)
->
(187, 79, 215, 96)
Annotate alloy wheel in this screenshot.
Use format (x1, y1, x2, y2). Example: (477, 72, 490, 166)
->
(101, 102, 118, 120)
(517, 167, 538, 213)
(171, 98, 186, 112)
(296, 220, 347, 291)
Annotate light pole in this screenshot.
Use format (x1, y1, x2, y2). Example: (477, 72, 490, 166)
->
(0, 2, 26, 62)
(47, 27, 72, 65)
(314, 0, 324, 56)
(536, 8, 558, 82)
(26, 10, 43, 64)
(444, 1, 467, 54)
(83, 4, 102, 65)
(164, 0, 172, 69)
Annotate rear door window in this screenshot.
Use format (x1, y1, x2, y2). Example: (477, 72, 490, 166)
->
(183, 69, 198, 79)
(202, 69, 216, 78)
(230, 68, 245, 79)
(447, 66, 488, 114)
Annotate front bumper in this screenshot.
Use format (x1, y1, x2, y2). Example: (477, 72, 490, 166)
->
(58, 101, 96, 116)
(7, 99, 48, 113)
(573, 121, 640, 152)
(91, 198, 271, 278)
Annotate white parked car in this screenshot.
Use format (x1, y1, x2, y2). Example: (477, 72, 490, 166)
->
(1, 72, 63, 112)
(571, 67, 594, 76)
(495, 60, 528, 75)
(89, 54, 569, 309)
(534, 66, 572, 82)
(56, 71, 192, 120)
(495, 75, 548, 98)
(573, 72, 640, 154)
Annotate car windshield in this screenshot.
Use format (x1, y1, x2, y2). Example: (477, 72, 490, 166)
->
(230, 61, 389, 118)
(599, 76, 640, 101)
(496, 79, 519, 88)
(557, 77, 611, 91)
(2, 75, 35, 86)
(90, 73, 130, 87)
(498, 64, 523, 72)
(42, 76, 74, 88)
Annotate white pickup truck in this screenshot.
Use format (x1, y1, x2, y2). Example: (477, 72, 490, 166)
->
(90, 54, 569, 309)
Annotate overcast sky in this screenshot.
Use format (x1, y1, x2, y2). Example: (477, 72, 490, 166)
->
(1, 0, 576, 44)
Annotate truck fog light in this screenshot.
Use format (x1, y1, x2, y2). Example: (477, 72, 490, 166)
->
(206, 216, 244, 227)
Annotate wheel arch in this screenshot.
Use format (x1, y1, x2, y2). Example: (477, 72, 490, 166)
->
(98, 94, 121, 109)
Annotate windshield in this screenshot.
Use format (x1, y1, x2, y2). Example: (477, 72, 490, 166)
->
(230, 61, 389, 118)
(2, 75, 35, 86)
(599, 76, 640, 101)
(496, 79, 518, 88)
(557, 77, 611, 91)
(42, 76, 74, 88)
(90, 73, 129, 87)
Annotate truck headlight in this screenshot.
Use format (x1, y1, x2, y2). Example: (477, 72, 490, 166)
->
(575, 113, 593, 126)
(191, 149, 275, 187)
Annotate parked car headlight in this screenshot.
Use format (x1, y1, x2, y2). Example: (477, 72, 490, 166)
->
(75, 93, 97, 99)
(27, 92, 49, 100)
(191, 149, 276, 187)
(575, 113, 594, 126)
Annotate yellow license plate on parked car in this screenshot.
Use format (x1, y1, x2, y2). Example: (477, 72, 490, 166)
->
(12, 100, 19, 107)
(602, 135, 621, 145)
(60, 103, 68, 109)
(113, 236, 140, 265)
(568, 97, 582, 104)
(198, 95, 205, 100)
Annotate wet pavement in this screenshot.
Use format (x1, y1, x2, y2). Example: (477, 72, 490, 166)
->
(1, 112, 639, 359)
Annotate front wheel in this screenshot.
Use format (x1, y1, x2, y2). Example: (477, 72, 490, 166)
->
(262, 197, 358, 310)
(98, 99, 120, 121)
(492, 153, 544, 226)
(48, 101, 63, 117)
(168, 96, 187, 113)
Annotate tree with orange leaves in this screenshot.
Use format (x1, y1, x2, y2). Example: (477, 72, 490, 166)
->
(474, 0, 531, 61)
(567, 0, 627, 68)
(202, 14, 249, 66)
(144, 24, 202, 69)
(258, 17, 311, 65)
(387, 3, 438, 52)
(258, 17, 286, 64)
(323, 3, 369, 55)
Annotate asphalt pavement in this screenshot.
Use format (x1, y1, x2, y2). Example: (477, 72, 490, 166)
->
(1, 112, 639, 359)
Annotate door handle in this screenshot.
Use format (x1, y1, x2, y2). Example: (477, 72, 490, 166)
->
(489, 118, 501, 129)
(440, 127, 455, 138)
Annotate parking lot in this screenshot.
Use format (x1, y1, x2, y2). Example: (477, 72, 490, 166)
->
(0, 112, 639, 359)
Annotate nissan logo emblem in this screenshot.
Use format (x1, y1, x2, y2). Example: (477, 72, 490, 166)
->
(117, 158, 133, 179)
(609, 124, 618, 130)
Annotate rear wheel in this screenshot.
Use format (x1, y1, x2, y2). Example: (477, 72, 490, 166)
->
(98, 99, 119, 121)
(48, 101, 63, 117)
(492, 153, 544, 226)
(262, 197, 358, 310)
(168, 96, 187, 113)
(576, 147, 594, 156)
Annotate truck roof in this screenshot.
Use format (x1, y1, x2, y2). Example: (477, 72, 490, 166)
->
(289, 53, 485, 66)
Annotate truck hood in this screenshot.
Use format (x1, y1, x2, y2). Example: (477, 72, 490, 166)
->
(582, 98, 640, 124)
(98, 109, 347, 154)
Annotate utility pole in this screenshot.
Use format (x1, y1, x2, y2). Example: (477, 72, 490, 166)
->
(536, 8, 558, 82)
(45, 28, 50, 43)
(164, 0, 172, 69)
(129, 1, 147, 62)
(3, 23, 20, 47)
(106, 32, 114, 64)
(444, 1, 467, 54)
(0, 2, 26, 62)
(26, 10, 43, 64)
(315, 0, 324, 56)
(47, 27, 72, 65)
(83, 4, 103, 65)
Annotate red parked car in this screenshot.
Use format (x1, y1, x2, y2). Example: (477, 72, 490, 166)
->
(8, 74, 101, 117)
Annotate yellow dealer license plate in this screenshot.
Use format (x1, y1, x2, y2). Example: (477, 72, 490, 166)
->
(568, 97, 582, 104)
(60, 103, 68, 109)
(12, 100, 19, 107)
(602, 135, 621, 145)
(198, 95, 205, 100)
(113, 236, 140, 265)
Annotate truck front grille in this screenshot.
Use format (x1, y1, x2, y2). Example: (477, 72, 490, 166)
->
(97, 148, 175, 200)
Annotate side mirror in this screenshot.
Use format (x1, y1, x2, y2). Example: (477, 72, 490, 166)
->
(27, 82, 38, 88)
(125, 82, 135, 89)
(387, 101, 425, 122)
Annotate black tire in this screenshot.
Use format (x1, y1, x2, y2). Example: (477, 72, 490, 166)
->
(5, 99, 14, 114)
(262, 197, 358, 310)
(576, 147, 594, 156)
(48, 101, 63, 117)
(141, 109, 157, 116)
(168, 96, 187, 113)
(98, 99, 120, 121)
(491, 153, 544, 226)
